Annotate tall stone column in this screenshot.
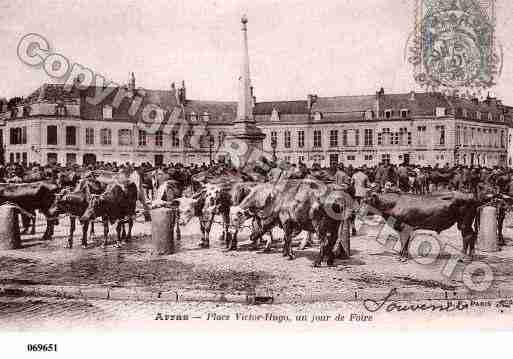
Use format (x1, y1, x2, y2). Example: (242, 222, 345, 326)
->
(225, 15, 265, 168)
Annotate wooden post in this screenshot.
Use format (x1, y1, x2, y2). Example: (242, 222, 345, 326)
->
(477, 206, 499, 252)
(151, 207, 175, 255)
(0, 205, 21, 250)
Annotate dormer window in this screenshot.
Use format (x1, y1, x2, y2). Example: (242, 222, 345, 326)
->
(102, 105, 112, 119)
(400, 109, 409, 118)
(364, 110, 373, 120)
(488, 113, 493, 121)
(190, 111, 197, 122)
(500, 114, 505, 122)
(476, 111, 481, 120)
(463, 109, 468, 118)
(56, 104, 66, 116)
(313, 112, 322, 121)
(202, 112, 210, 122)
(271, 108, 280, 122)
(435, 107, 446, 117)
(23, 106, 31, 117)
(384, 109, 393, 119)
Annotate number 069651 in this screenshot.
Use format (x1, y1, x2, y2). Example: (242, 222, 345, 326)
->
(27, 344, 58, 352)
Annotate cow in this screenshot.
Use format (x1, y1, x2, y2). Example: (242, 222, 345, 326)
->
(230, 179, 353, 267)
(79, 182, 138, 247)
(364, 191, 482, 261)
(0, 182, 59, 241)
(48, 177, 107, 248)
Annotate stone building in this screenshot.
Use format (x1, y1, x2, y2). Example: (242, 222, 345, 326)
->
(255, 89, 509, 168)
(0, 78, 236, 166)
(0, 83, 509, 168)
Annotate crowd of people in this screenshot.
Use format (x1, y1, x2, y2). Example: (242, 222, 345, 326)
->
(1, 159, 512, 198)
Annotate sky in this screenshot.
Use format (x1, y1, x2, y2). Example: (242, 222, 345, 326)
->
(1, 0, 513, 103)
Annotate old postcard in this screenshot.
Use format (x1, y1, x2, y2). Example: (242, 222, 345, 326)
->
(1, 0, 513, 354)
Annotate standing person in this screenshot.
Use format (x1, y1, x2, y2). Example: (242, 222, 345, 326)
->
(352, 167, 369, 206)
(129, 166, 152, 222)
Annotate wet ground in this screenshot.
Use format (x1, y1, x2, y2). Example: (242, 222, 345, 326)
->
(2, 213, 513, 301)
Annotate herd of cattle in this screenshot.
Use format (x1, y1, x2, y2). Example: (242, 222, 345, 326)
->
(0, 163, 512, 267)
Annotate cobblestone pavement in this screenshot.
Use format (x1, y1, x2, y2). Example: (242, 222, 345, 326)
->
(2, 214, 513, 302)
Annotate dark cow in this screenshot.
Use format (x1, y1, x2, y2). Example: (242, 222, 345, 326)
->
(0, 182, 59, 241)
(230, 179, 353, 266)
(364, 191, 481, 261)
(79, 182, 138, 247)
(427, 170, 455, 191)
(48, 178, 107, 248)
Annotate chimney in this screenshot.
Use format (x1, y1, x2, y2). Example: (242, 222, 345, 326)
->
(128, 72, 136, 91)
(307, 94, 317, 110)
(181, 80, 186, 103)
(375, 88, 384, 118)
(170, 82, 177, 102)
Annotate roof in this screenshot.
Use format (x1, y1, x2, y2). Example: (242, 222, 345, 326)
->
(21, 84, 237, 124)
(254, 100, 309, 115)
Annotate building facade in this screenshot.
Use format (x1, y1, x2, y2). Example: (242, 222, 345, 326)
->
(0, 82, 509, 168)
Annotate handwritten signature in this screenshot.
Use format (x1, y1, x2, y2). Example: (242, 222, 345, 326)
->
(363, 288, 469, 313)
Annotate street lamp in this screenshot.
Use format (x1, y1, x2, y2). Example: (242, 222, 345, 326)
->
(271, 137, 277, 162)
(209, 133, 215, 165)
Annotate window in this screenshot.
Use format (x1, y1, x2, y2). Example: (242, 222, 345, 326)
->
(100, 128, 112, 145)
(436, 125, 445, 146)
(172, 130, 180, 147)
(218, 131, 225, 147)
(347, 155, 356, 161)
(185, 130, 194, 148)
(342, 130, 348, 146)
(46, 125, 57, 145)
(382, 153, 391, 163)
(85, 128, 94, 145)
(329, 154, 338, 168)
(313, 130, 322, 148)
(56, 104, 66, 116)
(400, 109, 409, 118)
(364, 129, 373, 146)
(103, 105, 112, 119)
(138, 130, 146, 146)
(298, 130, 304, 148)
(271, 108, 280, 121)
(417, 126, 427, 146)
(329, 130, 338, 148)
(22, 152, 27, 165)
(501, 130, 505, 148)
(407, 132, 412, 145)
(155, 130, 163, 147)
(355, 129, 360, 146)
(118, 129, 132, 146)
(385, 110, 393, 119)
(364, 110, 373, 120)
(364, 155, 373, 161)
(436, 107, 446, 117)
(270, 131, 278, 147)
(66, 126, 77, 146)
(9, 127, 25, 145)
(284, 131, 291, 148)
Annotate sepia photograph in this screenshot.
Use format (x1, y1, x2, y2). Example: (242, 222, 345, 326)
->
(1, 0, 513, 355)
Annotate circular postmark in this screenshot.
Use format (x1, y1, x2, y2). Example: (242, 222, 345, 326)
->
(408, 0, 502, 91)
